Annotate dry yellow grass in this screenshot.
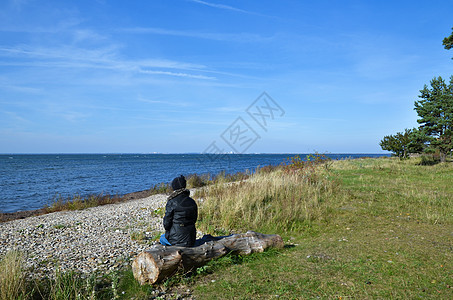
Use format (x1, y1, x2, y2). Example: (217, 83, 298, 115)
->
(0, 251, 27, 300)
(195, 163, 339, 233)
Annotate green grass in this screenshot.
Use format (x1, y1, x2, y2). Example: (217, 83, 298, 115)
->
(191, 157, 453, 299)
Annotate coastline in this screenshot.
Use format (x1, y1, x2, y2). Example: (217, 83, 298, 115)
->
(0, 189, 190, 277)
(0, 188, 158, 223)
(0, 153, 390, 215)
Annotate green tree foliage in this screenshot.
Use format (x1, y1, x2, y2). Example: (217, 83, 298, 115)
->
(379, 133, 407, 159)
(443, 27, 453, 54)
(379, 128, 424, 159)
(414, 76, 453, 162)
(407, 128, 429, 153)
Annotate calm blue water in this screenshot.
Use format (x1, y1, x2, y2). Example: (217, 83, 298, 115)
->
(0, 153, 388, 213)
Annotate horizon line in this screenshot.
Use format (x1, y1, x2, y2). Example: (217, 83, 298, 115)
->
(0, 152, 391, 155)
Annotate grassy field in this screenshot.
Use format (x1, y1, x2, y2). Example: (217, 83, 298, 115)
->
(1, 156, 452, 299)
(191, 157, 453, 299)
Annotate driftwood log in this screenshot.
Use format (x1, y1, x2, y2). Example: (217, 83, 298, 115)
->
(132, 231, 284, 285)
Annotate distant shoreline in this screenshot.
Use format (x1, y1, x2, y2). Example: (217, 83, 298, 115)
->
(0, 152, 391, 155)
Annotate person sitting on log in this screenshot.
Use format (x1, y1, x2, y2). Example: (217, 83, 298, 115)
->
(160, 175, 198, 247)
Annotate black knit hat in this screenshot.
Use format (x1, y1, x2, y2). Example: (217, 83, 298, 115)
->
(171, 175, 186, 191)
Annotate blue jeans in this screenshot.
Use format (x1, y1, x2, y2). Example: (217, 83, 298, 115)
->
(160, 233, 172, 246)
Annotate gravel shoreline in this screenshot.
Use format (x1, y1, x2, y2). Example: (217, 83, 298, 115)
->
(0, 191, 193, 278)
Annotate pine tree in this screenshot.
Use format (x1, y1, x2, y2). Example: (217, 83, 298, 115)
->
(379, 128, 426, 159)
(414, 76, 453, 162)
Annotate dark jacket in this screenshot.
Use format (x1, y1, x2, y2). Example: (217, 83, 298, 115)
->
(163, 190, 198, 247)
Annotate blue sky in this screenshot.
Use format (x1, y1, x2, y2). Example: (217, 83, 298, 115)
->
(0, 0, 452, 154)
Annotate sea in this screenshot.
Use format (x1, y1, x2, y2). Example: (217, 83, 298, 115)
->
(0, 153, 389, 213)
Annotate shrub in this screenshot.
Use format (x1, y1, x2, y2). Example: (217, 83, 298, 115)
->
(418, 155, 440, 166)
(282, 153, 331, 172)
(256, 164, 280, 174)
(186, 174, 209, 188)
(150, 182, 171, 194)
(46, 193, 121, 213)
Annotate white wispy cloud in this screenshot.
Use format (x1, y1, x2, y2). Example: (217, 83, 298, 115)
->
(189, 0, 271, 17)
(190, 0, 252, 14)
(120, 27, 272, 43)
(59, 111, 91, 123)
(73, 29, 109, 43)
(0, 78, 41, 93)
(138, 69, 216, 80)
(137, 95, 191, 107)
(0, 16, 83, 34)
(2, 110, 32, 124)
(137, 58, 206, 70)
(0, 45, 118, 63)
(133, 115, 228, 126)
(0, 44, 217, 80)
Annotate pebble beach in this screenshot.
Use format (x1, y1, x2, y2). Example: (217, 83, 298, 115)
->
(0, 191, 186, 278)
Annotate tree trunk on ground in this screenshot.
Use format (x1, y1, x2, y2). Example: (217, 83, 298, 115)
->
(132, 231, 284, 285)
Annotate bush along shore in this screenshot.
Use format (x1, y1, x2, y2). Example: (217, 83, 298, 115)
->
(1, 155, 452, 299)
